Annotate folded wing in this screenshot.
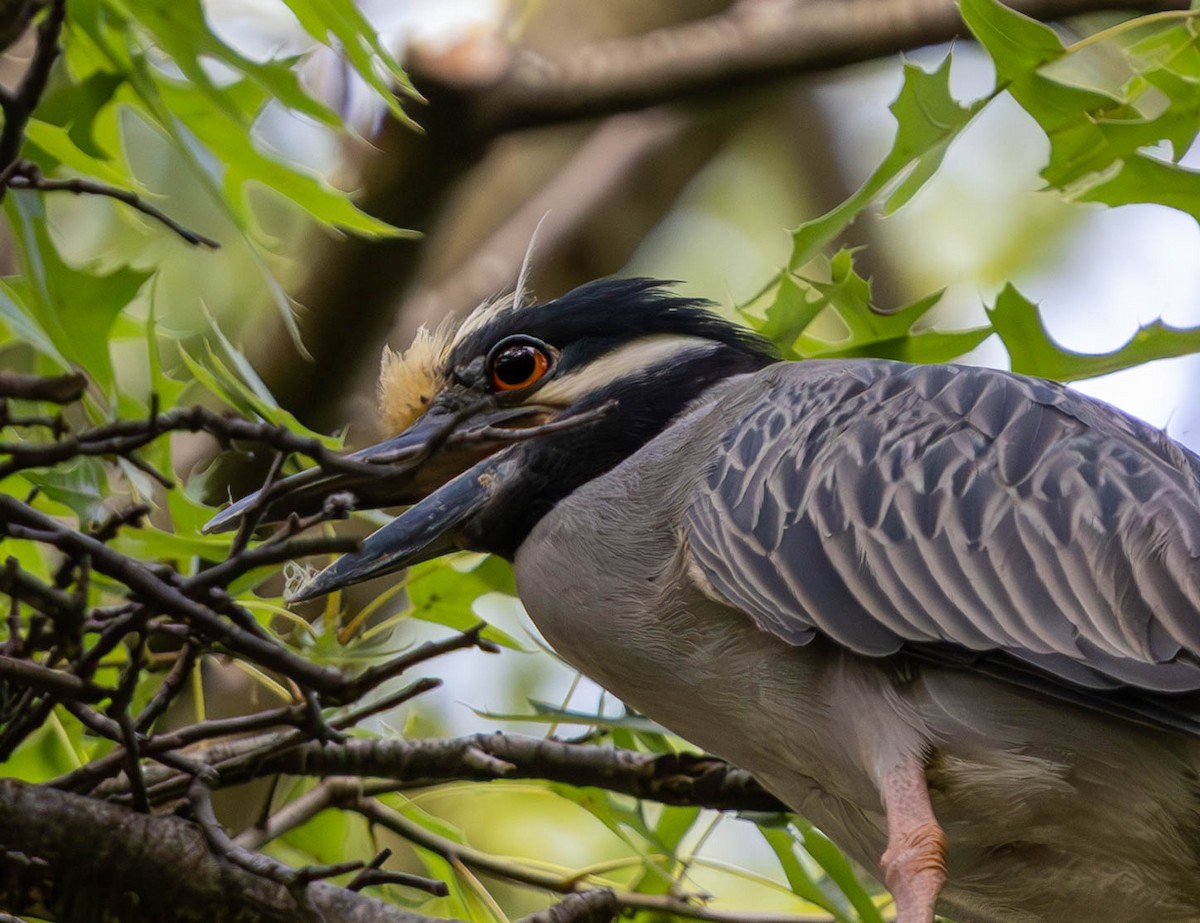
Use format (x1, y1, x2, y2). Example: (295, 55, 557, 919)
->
(686, 360, 1200, 733)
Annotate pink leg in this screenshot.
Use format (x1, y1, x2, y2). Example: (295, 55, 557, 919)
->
(879, 761, 947, 923)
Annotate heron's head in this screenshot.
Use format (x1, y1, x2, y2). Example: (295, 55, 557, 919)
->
(205, 278, 776, 599)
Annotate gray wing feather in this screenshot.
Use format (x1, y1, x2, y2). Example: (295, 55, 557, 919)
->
(685, 359, 1200, 706)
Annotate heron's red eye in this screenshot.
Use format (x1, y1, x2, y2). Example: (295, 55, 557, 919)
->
(490, 342, 551, 391)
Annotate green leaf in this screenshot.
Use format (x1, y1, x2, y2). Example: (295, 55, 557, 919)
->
(987, 282, 1200, 380)
(401, 559, 524, 649)
(962, 0, 1200, 220)
(122, 0, 343, 129)
(59, 0, 418, 356)
(961, 0, 1117, 137)
(6, 194, 153, 393)
(34, 70, 124, 159)
(747, 274, 824, 360)
(143, 292, 188, 411)
(0, 280, 65, 363)
(3, 713, 89, 782)
(789, 56, 985, 269)
(959, 0, 1066, 81)
(748, 248, 990, 365)
(1076, 152, 1200, 222)
(653, 805, 700, 854)
(110, 526, 230, 562)
(22, 460, 109, 525)
(178, 342, 342, 450)
(280, 0, 421, 127)
(154, 77, 404, 239)
(792, 817, 886, 923)
(25, 117, 131, 186)
(760, 827, 855, 923)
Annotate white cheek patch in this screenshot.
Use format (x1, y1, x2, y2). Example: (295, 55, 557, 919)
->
(535, 335, 720, 407)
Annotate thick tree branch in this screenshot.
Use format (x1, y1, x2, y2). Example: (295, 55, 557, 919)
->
(440, 0, 1189, 134)
(0, 779, 462, 923)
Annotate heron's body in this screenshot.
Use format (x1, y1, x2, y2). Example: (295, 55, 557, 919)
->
(519, 360, 1200, 923)
(209, 279, 1200, 922)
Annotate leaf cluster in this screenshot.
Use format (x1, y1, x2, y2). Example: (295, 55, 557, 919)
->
(743, 0, 1200, 382)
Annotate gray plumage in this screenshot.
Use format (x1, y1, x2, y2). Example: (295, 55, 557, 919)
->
(690, 360, 1200, 719)
(516, 359, 1200, 923)
(227, 280, 1200, 923)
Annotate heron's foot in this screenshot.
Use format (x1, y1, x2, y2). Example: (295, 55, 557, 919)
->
(882, 821, 946, 923)
(880, 762, 947, 923)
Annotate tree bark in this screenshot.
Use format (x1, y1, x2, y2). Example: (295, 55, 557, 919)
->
(0, 779, 456, 923)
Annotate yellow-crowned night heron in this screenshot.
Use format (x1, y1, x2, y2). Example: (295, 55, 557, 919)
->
(208, 279, 1200, 923)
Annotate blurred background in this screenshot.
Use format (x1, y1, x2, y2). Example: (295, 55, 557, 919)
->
(6, 0, 1200, 917)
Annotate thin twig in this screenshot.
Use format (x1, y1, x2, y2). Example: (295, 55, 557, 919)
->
(234, 779, 341, 851)
(348, 867, 449, 897)
(188, 776, 364, 888)
(7, 166, 220, 248)
(0, 559, 84, 634)
(0, 652, 109, 701)
(337, 625, 498, 703)
(134, 642, 200, 732)
(229, 450, 288, 557)
(117, 710, 149, 814)
(356, 799, 828, 923)
(97, 676, 443, 807)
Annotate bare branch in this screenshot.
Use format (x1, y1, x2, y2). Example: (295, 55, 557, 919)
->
(234, 779, 343, 851)
(433, 0, 1190, 135)
(356, 799, 827, 923)
(0, 654, 110, 702)
(0, 778, 464, 923)
(0, 559, 84, 634)
(0, 371, 86, 403)
(516, 891, 618, 923)
(108, 731, 787, 815)
(0, 0, 66, 177)
(188, 776, 364, 888)
(7, 164, 220, 248)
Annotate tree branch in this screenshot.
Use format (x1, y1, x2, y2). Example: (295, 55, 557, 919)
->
(277, 734, 788, 812)
(0, 371, 86, 403)
(0, 0, 65, 177)
(6, 162, 220, 248)
(356, 799, 827, 923)
(517, 891, 618, 923)
(106, 732, 788, 815)
(0, 779, 464, 923)
(420, 0, 1189, 135)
